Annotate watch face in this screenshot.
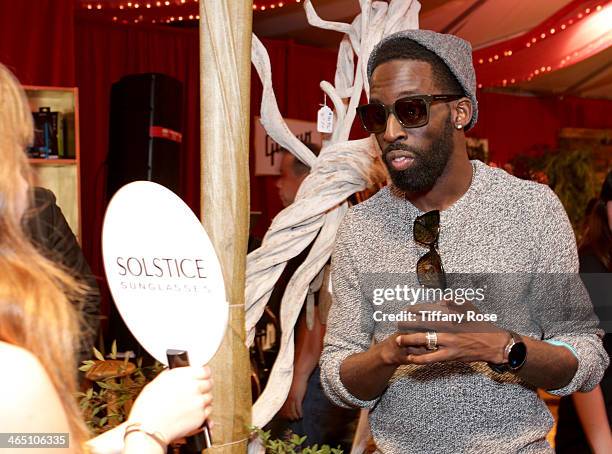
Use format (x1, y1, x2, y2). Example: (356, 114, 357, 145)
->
(508, 342, 527, 369)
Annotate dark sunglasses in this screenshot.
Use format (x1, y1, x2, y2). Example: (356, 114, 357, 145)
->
(357, 94, 462, 133)
(414, 210, 447, 289)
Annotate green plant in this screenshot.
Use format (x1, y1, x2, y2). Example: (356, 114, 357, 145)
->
(250, 427, 343, 454)
(543, 148, 597, 236)
(77, 341, 164, 435)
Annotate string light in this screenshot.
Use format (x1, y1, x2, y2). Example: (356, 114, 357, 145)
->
(253, 0, 300, 11)
(473, 2, 608, 88)
(477, 3, 604, 69)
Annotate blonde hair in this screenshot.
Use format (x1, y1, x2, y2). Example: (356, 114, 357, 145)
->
(0, 64, 89, 448)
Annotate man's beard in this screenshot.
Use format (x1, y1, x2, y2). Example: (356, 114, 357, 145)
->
(383, 118, 453, 193)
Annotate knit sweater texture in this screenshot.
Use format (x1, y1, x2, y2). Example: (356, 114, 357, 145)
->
(320, 160, 608, 454)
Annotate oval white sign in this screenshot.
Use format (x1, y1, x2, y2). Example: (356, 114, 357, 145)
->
(102, 181, 228, 366)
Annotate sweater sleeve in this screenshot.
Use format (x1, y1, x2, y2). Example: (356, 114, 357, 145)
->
(529, 185, 608, 396)
(319, 212, 380, 409)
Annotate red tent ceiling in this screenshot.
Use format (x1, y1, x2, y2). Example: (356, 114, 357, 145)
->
(78, 0, 612, 98)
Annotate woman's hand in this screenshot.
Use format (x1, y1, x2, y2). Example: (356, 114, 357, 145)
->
(126, 365, 213, 443)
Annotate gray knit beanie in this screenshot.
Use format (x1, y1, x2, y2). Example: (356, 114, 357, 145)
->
(367, 29, 478, 130)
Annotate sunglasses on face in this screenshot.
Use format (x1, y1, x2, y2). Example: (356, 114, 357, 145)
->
(356, 94, 462, 133)
(414, 210, 447, 289)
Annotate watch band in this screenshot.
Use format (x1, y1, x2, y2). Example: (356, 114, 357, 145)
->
(489, 331, 526, 373)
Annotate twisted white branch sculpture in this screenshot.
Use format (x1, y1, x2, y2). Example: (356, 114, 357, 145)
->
(246, 0, 422, 435)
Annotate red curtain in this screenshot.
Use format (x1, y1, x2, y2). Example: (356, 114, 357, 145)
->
(72, 23, 339, 318)
(75, 19, 201, 318)
(0, 0, 75, 86)
(469, 90, 612, 164)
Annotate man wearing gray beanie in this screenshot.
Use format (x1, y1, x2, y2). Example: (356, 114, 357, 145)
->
(319, 30, 608, 453)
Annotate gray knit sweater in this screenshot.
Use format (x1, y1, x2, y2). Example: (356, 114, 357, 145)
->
(320, 160, 609, 454)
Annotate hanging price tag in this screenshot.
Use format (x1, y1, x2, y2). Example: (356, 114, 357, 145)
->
(317, 105, 334, 133)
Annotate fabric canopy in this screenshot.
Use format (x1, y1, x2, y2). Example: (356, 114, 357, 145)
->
(252, 0, 612, 99)
(473, 0, 612, 95)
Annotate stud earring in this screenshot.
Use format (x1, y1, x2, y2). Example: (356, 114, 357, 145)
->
(455, 123, 463, 130)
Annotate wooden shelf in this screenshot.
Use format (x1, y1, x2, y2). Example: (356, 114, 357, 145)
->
(29, 158, 78, 165)
(24, 86, 81, 240)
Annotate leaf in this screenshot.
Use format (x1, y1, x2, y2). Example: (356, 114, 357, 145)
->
(111, 340, 117, 359)
(290, 434, 302, 445)
(79, 364, 93, 372)
(93, 347, 105, 361)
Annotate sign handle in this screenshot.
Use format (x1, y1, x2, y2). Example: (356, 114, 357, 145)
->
(166, 349, 213, 451)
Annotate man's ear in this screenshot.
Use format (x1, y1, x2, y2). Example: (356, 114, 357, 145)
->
(453, 98, 473, 130)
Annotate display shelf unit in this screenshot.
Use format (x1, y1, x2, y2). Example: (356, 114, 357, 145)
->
(24, 86, 81, 240)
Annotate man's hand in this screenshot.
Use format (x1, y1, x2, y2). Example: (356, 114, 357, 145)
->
(397, 300, 497, 334)
(391, 300, 509, 364)
(278, 375, 308, 421)
(395, 331, 509, 365)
